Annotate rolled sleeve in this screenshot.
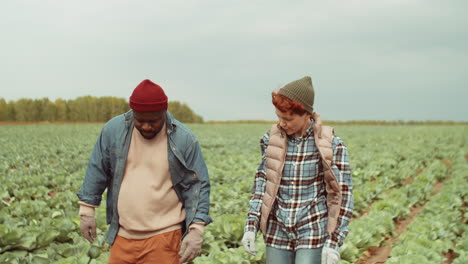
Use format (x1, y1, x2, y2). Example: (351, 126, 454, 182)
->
(186, 139, 213, 226)
(325, 136, 354, 250)
(245, 133, 269, 233)
(76, 129, 111, 206)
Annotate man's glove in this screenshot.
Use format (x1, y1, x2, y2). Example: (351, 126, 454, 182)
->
(321, 247, 340, 264)
(80, 215, 97, 243)
(179, 230, 203, 263)
(241, 231, 257, 256)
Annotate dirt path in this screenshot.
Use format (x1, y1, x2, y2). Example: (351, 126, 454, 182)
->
(442, 249, 460, 264)
(353, 167, 421, 221)
(357, 205, 425, 264)
(357, 160, 452, 264)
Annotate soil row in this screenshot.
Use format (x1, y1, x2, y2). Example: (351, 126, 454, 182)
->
(356, 159, 453, 264)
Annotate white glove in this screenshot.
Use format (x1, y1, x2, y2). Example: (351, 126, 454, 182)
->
(321, 247, 340, 264)
(241, 231, 257, 256)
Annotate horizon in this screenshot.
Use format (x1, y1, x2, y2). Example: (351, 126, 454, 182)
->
(2, 95, 468, 123)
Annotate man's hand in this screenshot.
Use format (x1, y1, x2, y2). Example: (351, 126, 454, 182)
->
(241, 231, 257, 256)
(179, 230, 203, 263)
(321, 247, 340, 264)
(80, 215, 97, 243)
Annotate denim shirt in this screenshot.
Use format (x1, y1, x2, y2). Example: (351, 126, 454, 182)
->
(77, 110, 212, 245)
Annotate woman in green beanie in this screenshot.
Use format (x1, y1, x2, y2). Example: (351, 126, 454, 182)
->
(241, 76, 354, 264)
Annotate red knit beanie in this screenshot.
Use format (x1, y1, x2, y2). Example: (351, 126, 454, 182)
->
(129, 79, 168, 111)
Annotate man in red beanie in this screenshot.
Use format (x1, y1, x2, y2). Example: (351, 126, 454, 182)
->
(77, 79, 212, 263)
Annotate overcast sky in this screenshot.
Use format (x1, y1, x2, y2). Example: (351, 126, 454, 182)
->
(1, 0, 467, 121)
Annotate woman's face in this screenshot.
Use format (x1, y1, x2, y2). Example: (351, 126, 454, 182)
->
(275, 108, 311, 137)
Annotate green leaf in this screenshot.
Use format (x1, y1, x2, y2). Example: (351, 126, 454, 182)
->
(30, 255, 51, 264)
(88, 245, 101, 259)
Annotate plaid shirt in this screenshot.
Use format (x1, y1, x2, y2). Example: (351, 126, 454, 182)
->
(245, 121, 353, 251)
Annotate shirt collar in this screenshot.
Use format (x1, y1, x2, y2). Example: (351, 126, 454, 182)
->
(288, 118, 315, 143)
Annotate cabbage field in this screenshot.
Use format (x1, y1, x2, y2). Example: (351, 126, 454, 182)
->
(0, 123, 467, 264)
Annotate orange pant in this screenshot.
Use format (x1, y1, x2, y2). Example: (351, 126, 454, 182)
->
(108, 229, 182, 264)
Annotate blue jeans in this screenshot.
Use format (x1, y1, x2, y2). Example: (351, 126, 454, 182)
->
(266, 247, 322, 264)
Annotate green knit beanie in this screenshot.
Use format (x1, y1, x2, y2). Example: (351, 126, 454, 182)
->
(278, 76, 314, 114)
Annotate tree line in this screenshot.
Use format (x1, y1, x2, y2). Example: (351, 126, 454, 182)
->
(0, 97, 204, 123)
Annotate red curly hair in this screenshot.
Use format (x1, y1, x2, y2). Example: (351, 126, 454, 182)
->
(272, 92, 308, 115)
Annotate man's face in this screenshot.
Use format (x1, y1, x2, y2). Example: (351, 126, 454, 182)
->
(275, 108, 311, 137)
(133, 110, 166, 140)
